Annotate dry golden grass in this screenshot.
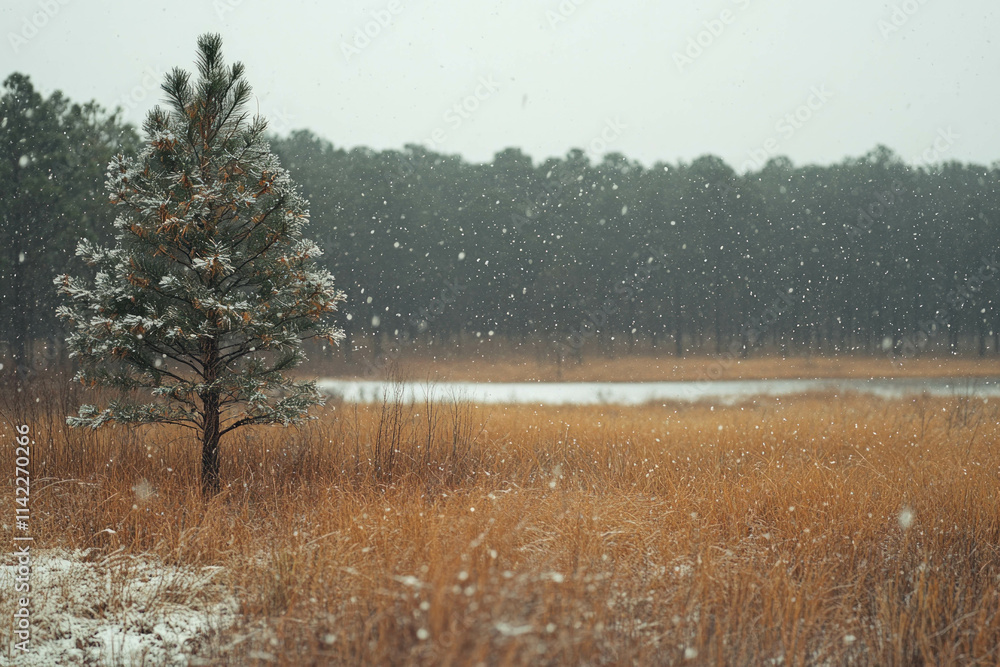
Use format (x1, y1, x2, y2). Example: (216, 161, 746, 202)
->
(386, 353, 1000, 383)
(312, 339, 1000, 383)
(3, 376, 1000, 665)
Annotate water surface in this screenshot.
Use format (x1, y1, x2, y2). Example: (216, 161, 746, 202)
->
(317, 377, 1000, 405)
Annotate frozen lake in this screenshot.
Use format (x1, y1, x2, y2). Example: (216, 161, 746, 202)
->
(317, 377, 1000, 405)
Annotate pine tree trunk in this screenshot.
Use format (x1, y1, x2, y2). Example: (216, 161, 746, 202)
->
(200, 337, 221, 494)
(201, 392, 221, 494)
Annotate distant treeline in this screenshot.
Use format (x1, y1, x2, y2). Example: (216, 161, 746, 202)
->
(3, 72, 1000, 374)
(269, 132, 1000, 362)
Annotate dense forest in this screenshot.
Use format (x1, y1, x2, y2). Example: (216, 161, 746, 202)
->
(3, 73, 1000, 375)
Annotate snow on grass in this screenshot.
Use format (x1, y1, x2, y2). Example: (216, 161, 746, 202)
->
(0, 549, 236, 666)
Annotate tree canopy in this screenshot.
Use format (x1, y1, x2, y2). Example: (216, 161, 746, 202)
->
(55, 35, 345, 493)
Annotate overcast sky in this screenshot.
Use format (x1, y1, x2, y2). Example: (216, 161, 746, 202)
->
(4, 0, 999, 171)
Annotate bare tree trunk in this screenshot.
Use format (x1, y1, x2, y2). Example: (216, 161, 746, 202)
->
(342, 324, 353, 363)
(714, 295, 722, 355)
(674, 292, 684, 358)
(200, 337, 221, 495)
(8, 245, 30, 381)
(201, 392, 221, 495)
(7, 161, 32, 382)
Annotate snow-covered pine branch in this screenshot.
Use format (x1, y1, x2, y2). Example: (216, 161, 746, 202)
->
(55, 33, 346, 494)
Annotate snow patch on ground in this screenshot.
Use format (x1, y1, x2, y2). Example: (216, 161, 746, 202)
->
(0, 549, 236, 666)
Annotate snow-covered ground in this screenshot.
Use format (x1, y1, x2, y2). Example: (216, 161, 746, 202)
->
(0, 549, 236, 666)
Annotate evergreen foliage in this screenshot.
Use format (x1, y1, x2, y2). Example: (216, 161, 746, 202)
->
(55, 35, 345, 493)
(0, 73, 136, 377)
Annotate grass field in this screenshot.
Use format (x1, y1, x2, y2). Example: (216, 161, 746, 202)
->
(2, 375, 1000, 664)
(317, 345, 1000, 383)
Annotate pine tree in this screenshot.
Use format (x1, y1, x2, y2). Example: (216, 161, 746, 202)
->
(55, 34, 345, 494)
